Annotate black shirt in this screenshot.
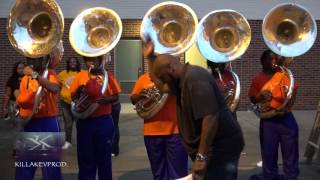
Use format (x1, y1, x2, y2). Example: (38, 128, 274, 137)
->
(176, 64, 244, 159)
(6, 76, 22, 101)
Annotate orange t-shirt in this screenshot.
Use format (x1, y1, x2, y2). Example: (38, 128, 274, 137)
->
(131, 73, 179, 136)
(18, 70, 60, 118)
(249, 71, 298, 110)
(69, 70, 116, 118)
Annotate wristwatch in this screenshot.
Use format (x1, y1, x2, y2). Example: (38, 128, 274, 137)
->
(195, 153, 207, 162)
(31, 71, 39, 79)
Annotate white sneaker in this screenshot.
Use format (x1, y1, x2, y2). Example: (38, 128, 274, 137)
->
(62, 141, 72, 150)
(256, 161, 263, 167)
(4, 114, 10, 121)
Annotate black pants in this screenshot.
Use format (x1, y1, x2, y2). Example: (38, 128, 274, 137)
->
(111, 102, 121, 154)
(204, 151, 241, 180)
(203, 133, 244, 180)
(60, 100, 76, 143)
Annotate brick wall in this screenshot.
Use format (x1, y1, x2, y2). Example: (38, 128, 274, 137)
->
(0, 18, 319, 111)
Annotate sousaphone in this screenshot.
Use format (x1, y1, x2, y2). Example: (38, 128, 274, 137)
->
(69, 7, 122, 119)
(253, 3, 317, 118)
(196, 9, 251, 112)
(7, 0, 64, 124)
(137, 1, 198, 119)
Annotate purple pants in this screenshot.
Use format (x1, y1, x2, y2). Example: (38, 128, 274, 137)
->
(144, 134, 188, 180)
(77, 115, 114, 180)
(260, 112, 299, 180)
(15, 117, 62, 180)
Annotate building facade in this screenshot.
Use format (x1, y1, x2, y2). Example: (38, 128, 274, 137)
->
(0, 0, 319, 109)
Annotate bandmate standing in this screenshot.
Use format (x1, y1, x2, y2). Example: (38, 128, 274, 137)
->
(70, 55, 118, 180)
(68, 5, 122, 179)
(58, 57, 81, 149)
(152, 52, 244, 180)
(15, 49, 63, 180)
(131, 70, 188, 180)
(249, 50, 299, 180)
(6, 0, 65, 179)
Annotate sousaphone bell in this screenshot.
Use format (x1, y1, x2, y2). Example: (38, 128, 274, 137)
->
(7, 0, 64, 58)
(141, 1, 198, 55)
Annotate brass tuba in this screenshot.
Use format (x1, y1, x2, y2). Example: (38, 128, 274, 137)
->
(7, 0, 64, 123)
(196, 9, 251, 112)
(253, 3, 317, 118)
(69, 7, 122, 119)
(137, 1, 198, 119)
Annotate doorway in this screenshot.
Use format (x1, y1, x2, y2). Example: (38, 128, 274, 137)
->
(114, 40, 143, 103)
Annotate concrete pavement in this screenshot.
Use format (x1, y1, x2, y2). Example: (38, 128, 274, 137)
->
(0, 104, 319, 179)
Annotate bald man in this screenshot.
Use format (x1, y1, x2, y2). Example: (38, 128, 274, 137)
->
(152, 54, 244, 180)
